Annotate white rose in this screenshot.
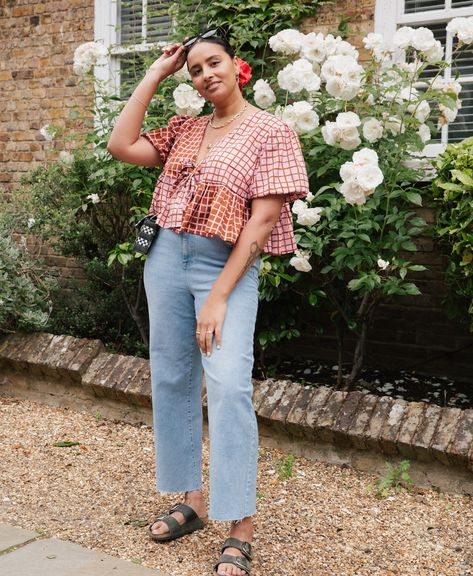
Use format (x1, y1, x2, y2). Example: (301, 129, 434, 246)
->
(292, 199, 308, 215)
(393, 27, 414, 49)
(173, 66, 191, 82)
(334, 39, 359, 59)
(339, 134, 361, 150)
(362, 117, 383, 143)
(326, 77, 361, 101)
(411, 27, 436, 52)
(27, 218, 36, 229)
(40, 124, 55, 141)
(337, 111, 361, 129)
(423, 40, 444, 63)
(377, 258, 390, 270)
(73, 41, 107, 75)
(431, 78, 462, 95)
(297, 207, 323, 226)
(269, 29, 305, 55)
(408, 100, 430, 123)
(439, 103, 458, 123)
(173, 83, 205, 116)
(284, 101, 319, 134)
(300, 32, 326, 63)
(321, 121, 340, 146)
(417, 124, 431, 143)
(59, 150, 74, 164)
(277, 64, 305, 93)
(254, 90, 276, 109)
(323, 34, 338, 56)
(447, 17, 473, 45)
(363, 33, 384, 51)
(352, 148, 379, 167)
(86, 193, 100, 204)
(292, 58, 314, 74)
(253, 79, 276, 109)
(306, 191, 314, 202)
(280, 105, 298, 130)
(457, 18, 473, 44)
(304, 73, 321, 93)
(290, 249, 312, 272)
(340, 161, 356, 182)
(340, 180, 367, 205)
(356, 164, 384, 192)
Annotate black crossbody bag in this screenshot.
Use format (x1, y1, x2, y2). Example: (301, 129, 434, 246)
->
(133, 214, 159, 254)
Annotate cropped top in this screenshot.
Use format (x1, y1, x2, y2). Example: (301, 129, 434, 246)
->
(141, 109, 309, 255)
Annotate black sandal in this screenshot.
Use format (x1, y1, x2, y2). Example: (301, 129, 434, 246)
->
(214, 537, 253, 575)
(148, 503, 206, 543)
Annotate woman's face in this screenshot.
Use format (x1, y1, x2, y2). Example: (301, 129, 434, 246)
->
(186, 41, 240, 103)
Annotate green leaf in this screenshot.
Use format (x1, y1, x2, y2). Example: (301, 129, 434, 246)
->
(401, 241, 417, 251)
(52, 440, 80, 447)
(406, 192, 422, 206)
(359, 233, 371, 243)
(451, 169, 473, 187)
(403, 283, 421, 295)
(409, 265, 426, 271)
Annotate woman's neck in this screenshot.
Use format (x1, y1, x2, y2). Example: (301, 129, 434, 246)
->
(212, 97, 247, 120)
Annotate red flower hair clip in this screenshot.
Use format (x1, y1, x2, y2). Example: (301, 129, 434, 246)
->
(235, 56, 252, 91)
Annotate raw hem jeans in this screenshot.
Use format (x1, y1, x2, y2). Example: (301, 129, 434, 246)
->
(143, 227, 261, 521)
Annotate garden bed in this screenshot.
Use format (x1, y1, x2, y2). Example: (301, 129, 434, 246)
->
(253, 358, 472, 410)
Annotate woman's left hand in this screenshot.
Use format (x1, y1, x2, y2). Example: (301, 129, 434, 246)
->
(196, 294, 228, 356)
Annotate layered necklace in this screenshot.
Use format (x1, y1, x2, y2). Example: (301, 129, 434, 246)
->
(206, 101, 249, 150)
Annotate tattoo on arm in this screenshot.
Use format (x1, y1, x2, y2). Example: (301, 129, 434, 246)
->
(235, 240, 263, 284)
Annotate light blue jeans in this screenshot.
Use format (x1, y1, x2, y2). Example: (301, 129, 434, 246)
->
(143, 227, 261, 521)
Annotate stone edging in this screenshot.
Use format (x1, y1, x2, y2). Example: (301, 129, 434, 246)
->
(0, 332, 472, 484)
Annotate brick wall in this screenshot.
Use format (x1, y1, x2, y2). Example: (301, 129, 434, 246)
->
(0, 0, 94, 197)
(1, 0, 472, 379)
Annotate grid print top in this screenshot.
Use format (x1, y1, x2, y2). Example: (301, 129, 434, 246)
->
(141, 109, 309, 255)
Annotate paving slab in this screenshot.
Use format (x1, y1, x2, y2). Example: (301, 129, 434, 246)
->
(0, 533, 169, 576)
(0, 523, 39, 552)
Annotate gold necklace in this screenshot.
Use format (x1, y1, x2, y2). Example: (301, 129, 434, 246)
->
(209, 102, 249, 129)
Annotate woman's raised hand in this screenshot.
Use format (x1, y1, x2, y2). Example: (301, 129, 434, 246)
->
(148, 43, 187, 80)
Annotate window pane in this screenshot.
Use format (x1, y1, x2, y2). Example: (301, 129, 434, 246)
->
(452, 35, 473, 77)
(451, 0, 473, 7)
(404, 0, 445, 13)
(448, 82, 473, 141)
(119, 52, 146, 99)
(147, 1, 172, 43)
(120, 0, 143, 45)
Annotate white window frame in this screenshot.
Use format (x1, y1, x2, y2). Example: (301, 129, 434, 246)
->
(94, 0, 172, 97)
(374, 0, 473, 158)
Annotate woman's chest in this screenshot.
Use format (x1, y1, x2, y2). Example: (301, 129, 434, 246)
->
(165, 129, 261, 191)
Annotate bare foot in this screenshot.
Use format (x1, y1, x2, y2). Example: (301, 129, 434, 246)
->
(216, 517, 253, 576)
(150, 490, 208, 536)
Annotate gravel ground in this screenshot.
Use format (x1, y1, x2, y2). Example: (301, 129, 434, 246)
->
(0, 396, 472, 576)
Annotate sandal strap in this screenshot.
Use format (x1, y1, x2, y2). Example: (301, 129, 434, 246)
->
(221, 537, 253, 561)
(215, 553, 251, 575)
(151, 513, 180, 535)
(168, 503, 198, 523)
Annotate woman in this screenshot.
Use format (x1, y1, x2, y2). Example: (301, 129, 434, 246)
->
(107, 27, 309, 576)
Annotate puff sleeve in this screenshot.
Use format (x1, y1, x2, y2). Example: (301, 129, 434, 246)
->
(141, 114, 192, 165)
(248, 122, 309, 203)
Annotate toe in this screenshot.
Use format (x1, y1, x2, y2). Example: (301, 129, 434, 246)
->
(151, 521, 168, 535)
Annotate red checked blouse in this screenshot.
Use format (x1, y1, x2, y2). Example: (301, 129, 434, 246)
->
(141, 109, 309, 255)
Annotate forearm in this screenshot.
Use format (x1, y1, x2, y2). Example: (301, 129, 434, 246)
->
(209, 216, 275, 301)
(107, 71, 165, 149)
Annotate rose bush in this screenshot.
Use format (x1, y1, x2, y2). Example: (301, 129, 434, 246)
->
(236, 24, 471, 387)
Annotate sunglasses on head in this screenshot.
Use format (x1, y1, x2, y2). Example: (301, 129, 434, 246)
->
(183, 27, 227, 51)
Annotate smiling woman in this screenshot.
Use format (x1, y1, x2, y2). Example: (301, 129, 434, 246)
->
(106, 26, 309, 576)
